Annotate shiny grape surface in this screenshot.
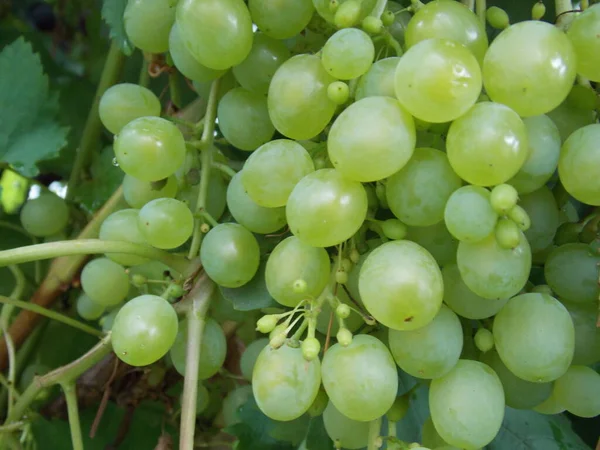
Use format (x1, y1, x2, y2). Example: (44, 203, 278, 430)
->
(99, 83, 161, 135)
(124, 0, 176, 53)
(321, 28, 374, 80)
(81, 258, 130, 307)
(444, 186, 497, 243)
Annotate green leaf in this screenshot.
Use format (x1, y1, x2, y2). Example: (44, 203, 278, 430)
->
(220, 261, 278, 311)
(304, 416, 334, 450)
(396, 384, 430, 444)
(102, 0, 135, 56)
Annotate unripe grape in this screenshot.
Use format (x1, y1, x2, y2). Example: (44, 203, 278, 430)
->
(329, 0, 339, 12)
(532, 1, 546, 20)
(334, 0, 361, 28)
(495, 218, 521, 249)
(341, 258, 353, 272)
(387, 395, 409, 422)
(531, 284, 553, 295)
(327, 81, 350, 105)
(474, 328, 495, 353)
(336, 303, 351, 319)
(302, 337, 321, 361)
(407, 443, 422, 449)
(257, 315, 278, 334)
(131, 274, 147, 287)
(350, 249, 360, 264)
(381, 10, 395, 26)
(490, 184, 518, 214)
(200, 223, 210, 233)
(270, 332, 287, 349)
(486, 6, 509, 29)
(362, 16, 383, 34)
(269, 323, 287, 340)
(381, 218, 407, 240)
(335, 269, 348, 284)
(308, 389, 329, 416)
(166, 283, 185, 298)
(293, 278, 308, 294)
(336, 327, 352, 346)
(507, 205, 531, 231)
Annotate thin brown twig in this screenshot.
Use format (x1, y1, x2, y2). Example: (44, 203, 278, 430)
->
(90, 357, 120, 438)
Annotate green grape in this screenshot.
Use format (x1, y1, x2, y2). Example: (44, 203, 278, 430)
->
(386, 148, 462, 227)
(253, 343, 321, 421)
(388, 305, 462, 379)
(99, 209, 149, 266)
(321, 28, 374, 80)
(20, 193, 69, 237)
(545, 243, 600, 303)
(123, 174, 177, 209)
(265, 236, 330, 307)
(114, 117, 186, 182)
(200, 223, 260, 288)
(359, 240, 443, 331)
(508, 115, 561, 194)
(422, 416, 451, 449)
(179, 170, 227, 220)
(168, 23, 225, 83)
(482, 21, 576, 117)
(112, 295, 178, 366)
(547, 94, 597, 143)
(386, 2, 412, 45)
(322, 401, 370, 449)
(394, 39, 482, 123)
(489, 184, 518, 215)
(217, 88, 275, 151)
(249, 0, 314, 39)
(553, 365, 600, 418)
(312, 0, 336, 22)
(566, 5, 600, 82)
(532, 1, 546, 19)
(362, 16, 383, 34)
(286, 169, 368, 248)
(99, 83, 161, 135)
(563, 301, 600, 366)
(406, 222, 458, 267)
(404, 0, 488, 64)
(474, 328, 494, 353)
(493, 293, 574, 382)
(486, 6, 509, 29)
(222, 385, 253, 426)
(534, 390, 566, 415)
(444, 186, 497, 243)
(381, 219, 408, 240)
(327, 81, 349, 105)
(240, 338, 269, 380)
(138, 198, 193, 249)
(334, 0, 362, 28)
(76, 294, 105, 321)
(322, 335, 397, 421)
(327, 96, 415, 182)
(446, 102, 529, 186)
(429, 360, 504, 450)
(124, 0, 176, 53)
(232, 33, 290, 95)
(507, 205, 531, 231)
(355, 57, 400, 100)
(494, 218, 521, 250)
(177, 0, 253, 70)
(169, 318, 227, 379)
(81, 258, 130, 307)
(268, 54, 336, 140)
(519, 187, 559, 253)
(558, 124, 600, 205)
(241, 139, 314, 207)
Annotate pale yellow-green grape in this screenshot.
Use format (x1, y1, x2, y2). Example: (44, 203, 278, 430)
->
(76, 294, 105, 321)
(359, 240, 443, 331)
(137, 198, 194, 249)
(494, 218, 521, 250)
(394, 39, 482, 123)
(232, 33, 291, 95)
(518, 186, 559, 253)
(474, 328, 494, 353)
(81, 258, 130, 307)
(493, 293, 575, 382)
(482, 21, 577, 117)
(226, 172, 286, 234)
(547, 93, 597, 142)
(99, 209, 149, 266)
(168, 23, 225, 83)
(286, 169, 367, 248)
(268, 54, 337, 140)
(123, 174, 177, 209)
(508, 115, 561, 194)
(222, 385, 253, 426)
(321, 28, 374, 80)
(444, 186, 497, 243)
(240, 338, 269, 380)
(19, 193, 69, 238)
(312, 0, 336, 23)
(534, 391, 566, 415)
(406, 222, 458, 267)
(563, 300, 600, 366)
(355, 57, 400, 100)
(217, 87, 275, 151)
(252, 344, 321, 421)
(386, 148, 462, 227)
(446, 102, 529, 186)
(124, 0, 176, 53)
(321, 335, 397, 421)
(388, 305, 462, 379)
(322, 401, 370, 449)
(429, 360, 504, 449)
(566, 5, 600, 82)
(99, 83, 161, 135)
(249, 0, 314, 39)
(327, 96, 415, 182)
(457, 232, 531, 299)
(558, 124, 600, 205)
(241, 139, 314, 207)
(177, 0, 253, 70)
(178, 170, 227, 220)
(554, 365, 600, 418)
(265, 236, 330, 307)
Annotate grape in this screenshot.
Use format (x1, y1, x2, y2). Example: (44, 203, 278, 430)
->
(493, 293, 574, 382)
(322, 401, 370, 449)
(544, 243, 600, 304)
(268, 54, 336, 140)
(241, 139, 314, 207)
(176, 0, 253, 70)
(486, 6, 509, 29)
(404, 0, 488, 64)
(563, 301, 600, 366)
(474, 328, 494, 353)
(81, 258, 130, 307)
(286, 169, 368, 248)
(253, 343, 321, 421)
(232, 33, 290, 95)
(20, 193, 69, 237)
(489, 184, 518, 215)
(386, 2, 411, 44)
(507, 205, 531, 231)
(533, 390, 566, 415)
(422, 416, 451, 449)
(321, 334, 397, 421)
(265, 236, 330, 307)
(123, 174, 177, 209)
(179, 170, 227, 220)
(444, 186, 497, 243)
(519, 187, 559, 253)
(217, 88, 275, 151)
(138, 198, 193, 249)
(334, 0, 362, 28)
(406, 222, 458, 267)
(99, 83, 161, 135)
(494, 218, 521, 250)
(327, 81, 349, 105)
(327, 96, 415, 182)
(240, 338, 269, 380)
(114, 117, 186, 182)
(394, 39, 482, 124)
(321, 28, 374, 80)
(386, 148, 461, 227)
(547, 93, 597, 143)
(76, 294, 105, 321)
(388, 305, 462, 379)
(558, 124, 600, 205)
(359, 240, 443, 331)
(169, 318, 227, 379)
(200, 223, 260, 288)
(112, 295, 178, 366)
(566, 5, 600, 82)
(249, 0, 314, 39)
(222, 385, 253, 426)
(99, 209, 149, 266)
(446, 102, 529, 186)
(355, 57, 400, 100)
(482, 21, 576, 117)
(429, 360, 504, 450)
(553, 365, 600, 418)
(124, 0, 176, 53)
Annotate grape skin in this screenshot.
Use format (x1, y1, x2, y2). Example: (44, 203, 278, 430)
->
(99, 83, 161, 135)
(322, 401, 370, 449)
(20, 193, 69, 238)
(81, 258, 130, 307)
(99, 209, 149, 266)
(137, 198, 194, 250)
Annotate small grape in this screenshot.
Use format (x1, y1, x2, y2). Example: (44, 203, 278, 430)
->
(486, 6, 509, 29)
(302, 337, 321, 361)
(474, 328, 494, 353)
(381, 10, 394, 27)
(362, 16, 383, 34)
(387, 395, 409, 422)
(495, 218, 521, 249)
(336, 303, 351, 319)
(334, 0, 361, 28)
(20, 193, 69, 237)
(381, 219, 408, 240)
(532, 1, 546, 20)
(507, 205, 531, 231)
(257, 315, 278, 334)
(335, 270, 348, 284)
(490, 184, 518, 214)
(336, 328, 352, 347)
(349, 249, 360, 264)
(329, 0, 339, 12)
(327, 81, 349, 105)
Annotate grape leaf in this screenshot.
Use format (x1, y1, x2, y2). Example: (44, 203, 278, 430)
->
(101, 0, 135, 56)
(304, 415, 334, 450)
(220, 261, 278, 311)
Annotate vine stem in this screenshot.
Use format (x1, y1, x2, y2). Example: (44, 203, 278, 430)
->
(211, 162, 237, 179)
(367, 417, 382, 450)
(62, 382, 84, 450)
(476, 0, 486, 23)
